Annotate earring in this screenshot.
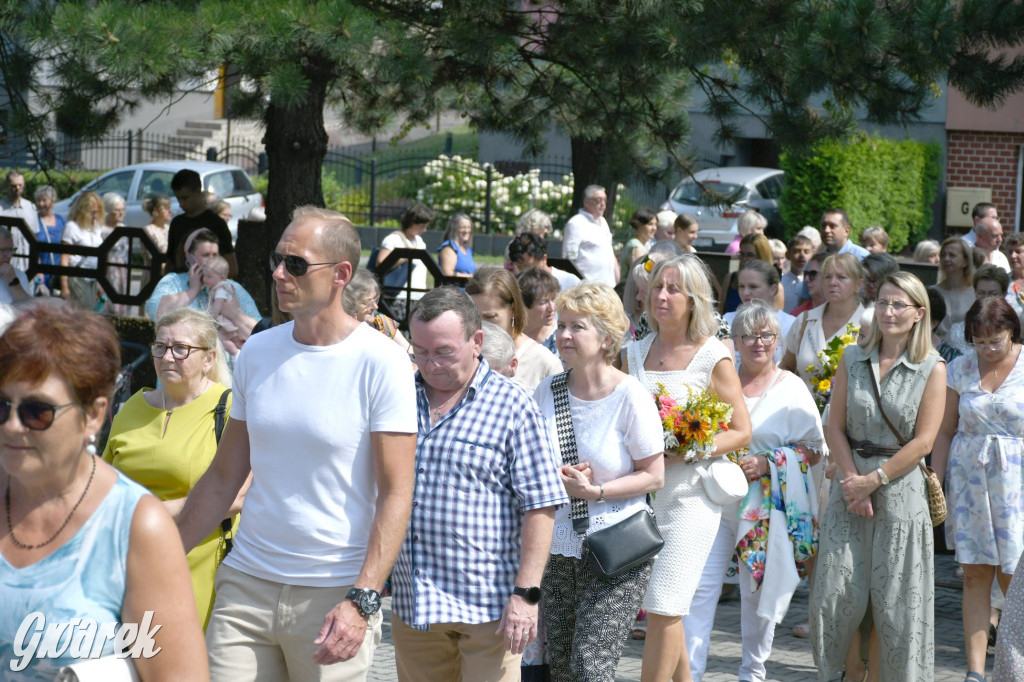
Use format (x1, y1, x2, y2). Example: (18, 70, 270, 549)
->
(85, 434, 97, 457)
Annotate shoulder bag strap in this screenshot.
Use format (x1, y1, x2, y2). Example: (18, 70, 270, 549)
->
(867, 366, 907, 447)
(213, 389, 234, 546)
(551, 371, 590, 535)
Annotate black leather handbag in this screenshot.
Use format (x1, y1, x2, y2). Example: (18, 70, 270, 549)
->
(551, 371, 664, 581)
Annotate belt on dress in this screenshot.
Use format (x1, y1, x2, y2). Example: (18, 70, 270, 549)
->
(848, 438, 901, 459)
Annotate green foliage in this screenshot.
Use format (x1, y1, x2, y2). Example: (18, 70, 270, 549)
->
(779, 134, 942, 252)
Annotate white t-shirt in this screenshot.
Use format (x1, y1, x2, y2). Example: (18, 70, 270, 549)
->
(62, 220, 105, 269)
(381, 230, 427, 300)
(534, 375, 664, 559)
(549, 266, 581, 293)
(0, 198, 38, 271)
(562, 210, 616, 287)
(514, 337, 564, 390)
(225, 322, 417, 586)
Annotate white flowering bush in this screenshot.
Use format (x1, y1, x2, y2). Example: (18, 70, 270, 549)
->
(417, 155, 632, 233)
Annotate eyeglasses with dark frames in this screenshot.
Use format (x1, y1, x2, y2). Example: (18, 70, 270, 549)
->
(804, 270, 820, 281)
(0, 398, 77, 431)
(269, 251, 339, 277)
(739, 333, 778, 347)
(151, 342, 210, 360)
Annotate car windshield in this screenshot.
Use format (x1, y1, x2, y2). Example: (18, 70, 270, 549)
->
(671, 181, 750, 206)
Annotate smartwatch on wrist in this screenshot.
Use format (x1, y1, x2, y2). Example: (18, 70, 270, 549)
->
(345, 587, 382, 618)
(512, 586, 542, 605)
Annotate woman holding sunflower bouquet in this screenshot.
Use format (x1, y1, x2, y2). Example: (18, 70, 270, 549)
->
(624, 254, 751, 682)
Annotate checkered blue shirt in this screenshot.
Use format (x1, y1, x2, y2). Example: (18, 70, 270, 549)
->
(391, 358, 568, 630)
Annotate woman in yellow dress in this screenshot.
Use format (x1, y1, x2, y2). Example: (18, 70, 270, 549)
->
(104, 307, 248, 629)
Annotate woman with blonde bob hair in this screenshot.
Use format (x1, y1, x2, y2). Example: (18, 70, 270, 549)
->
(467, 266, 561, 389)
(104, 307, 244, 630)
(534, 282, 665, 682)
(811, 271, 945, 681)
(625, 255, 751, 681)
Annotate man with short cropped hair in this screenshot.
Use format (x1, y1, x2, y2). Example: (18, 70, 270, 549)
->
(508, 232, 580, 292)
(964, 203, 1010, 273)
(820, 208, 869, 261)
(177, 206, 417, 682)
(165, 169, 237, 277)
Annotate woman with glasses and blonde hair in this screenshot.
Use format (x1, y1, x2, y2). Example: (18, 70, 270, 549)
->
(932, 296, 1024, 682)
(623, 254, 751, 682)
(811, 271, 945, 682)
(467, 266, 562, 390)
(104, 308, 249, 630)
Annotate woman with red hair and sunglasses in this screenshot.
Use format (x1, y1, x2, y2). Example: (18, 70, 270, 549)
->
(0, 305, 208, 680)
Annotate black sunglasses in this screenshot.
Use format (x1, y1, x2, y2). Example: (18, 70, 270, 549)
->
(804, 269, 820, 281)
(0, 398, 77, 431)
(269, 252, 339, 277)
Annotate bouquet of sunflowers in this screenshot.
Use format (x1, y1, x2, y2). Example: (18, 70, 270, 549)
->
(806, 322, 859, 413)
(654, 383, 733, 463)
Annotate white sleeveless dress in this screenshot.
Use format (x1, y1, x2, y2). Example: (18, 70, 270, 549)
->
(628, 333, 729, 616)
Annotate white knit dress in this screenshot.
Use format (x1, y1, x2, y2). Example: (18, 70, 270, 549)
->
(628, 333, 728, 616)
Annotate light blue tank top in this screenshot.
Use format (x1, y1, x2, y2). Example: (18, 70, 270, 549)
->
(0, 474, 148, 680)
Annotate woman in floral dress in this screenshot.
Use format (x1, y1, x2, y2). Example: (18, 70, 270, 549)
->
(933, 296, 1024, 682)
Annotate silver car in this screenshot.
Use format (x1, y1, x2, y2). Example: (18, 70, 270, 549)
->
(54, 160, 263, 241)
(661, 167, 784, 248)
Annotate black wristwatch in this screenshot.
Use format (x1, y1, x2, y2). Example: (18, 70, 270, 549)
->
(512, 586, 542, 605)
(345, 587, 382, 618)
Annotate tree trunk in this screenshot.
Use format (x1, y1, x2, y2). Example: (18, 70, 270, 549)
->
(570, 135, 619, 223)
(262, 57, 333, 244)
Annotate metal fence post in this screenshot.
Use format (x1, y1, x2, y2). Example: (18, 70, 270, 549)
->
(126, 130, 133, 166)
(369, 158, 377, 227)
(485, 165, 493, 234)
(444, 132, 452, 156)
(206, 147, 218, 162)
(258, 152, 268, 175)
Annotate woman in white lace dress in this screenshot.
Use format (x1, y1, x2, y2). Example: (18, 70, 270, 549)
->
(534, 282, 665, 682)
(625, 255, 751, 682)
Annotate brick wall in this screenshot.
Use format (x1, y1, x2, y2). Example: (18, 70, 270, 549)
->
(946, 131, 1023, 232)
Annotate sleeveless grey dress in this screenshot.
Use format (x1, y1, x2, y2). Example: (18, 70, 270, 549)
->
(810, 344, 941, 682)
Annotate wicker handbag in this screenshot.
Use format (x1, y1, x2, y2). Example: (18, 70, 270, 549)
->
(868, 370, 947, 527)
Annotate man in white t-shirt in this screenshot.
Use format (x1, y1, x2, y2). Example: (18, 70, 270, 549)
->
(178, 206, 417, 682)
(562, 185, 618, 286)
(0, 171, 38, 272)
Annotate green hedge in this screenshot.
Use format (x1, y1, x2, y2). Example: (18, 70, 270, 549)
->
(779, 134, 942, 252)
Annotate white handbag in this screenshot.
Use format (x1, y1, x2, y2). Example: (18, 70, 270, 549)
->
(56, 657, 140, 682)
(696, 457, 748, 506)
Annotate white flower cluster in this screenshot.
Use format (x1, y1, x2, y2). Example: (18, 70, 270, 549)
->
(417, 155, 575, 233)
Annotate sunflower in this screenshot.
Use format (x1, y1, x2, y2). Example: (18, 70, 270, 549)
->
(677, 409, 711, 444)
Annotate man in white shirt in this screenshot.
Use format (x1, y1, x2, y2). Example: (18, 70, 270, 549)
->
(0, 171, 37, 271)
(820, 208, 869, 261)
(177, 206, 417, 682)
(562, 185, 618, 286)
(963, 203, 1010, 273)
(508, 232, 581, 292)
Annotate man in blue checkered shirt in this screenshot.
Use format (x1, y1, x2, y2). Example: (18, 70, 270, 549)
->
(390, 286, 569, 681)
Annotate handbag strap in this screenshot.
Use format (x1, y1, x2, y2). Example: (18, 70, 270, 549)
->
(867, 361, 931, 476)
(867, 366, 907, 447)
(551, 371, 590, 535)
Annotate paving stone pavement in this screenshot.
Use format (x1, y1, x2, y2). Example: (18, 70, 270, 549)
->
(365, 553, 990, 681)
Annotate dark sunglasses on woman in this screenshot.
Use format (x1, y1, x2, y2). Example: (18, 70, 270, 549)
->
(0, 398, 77, 431)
